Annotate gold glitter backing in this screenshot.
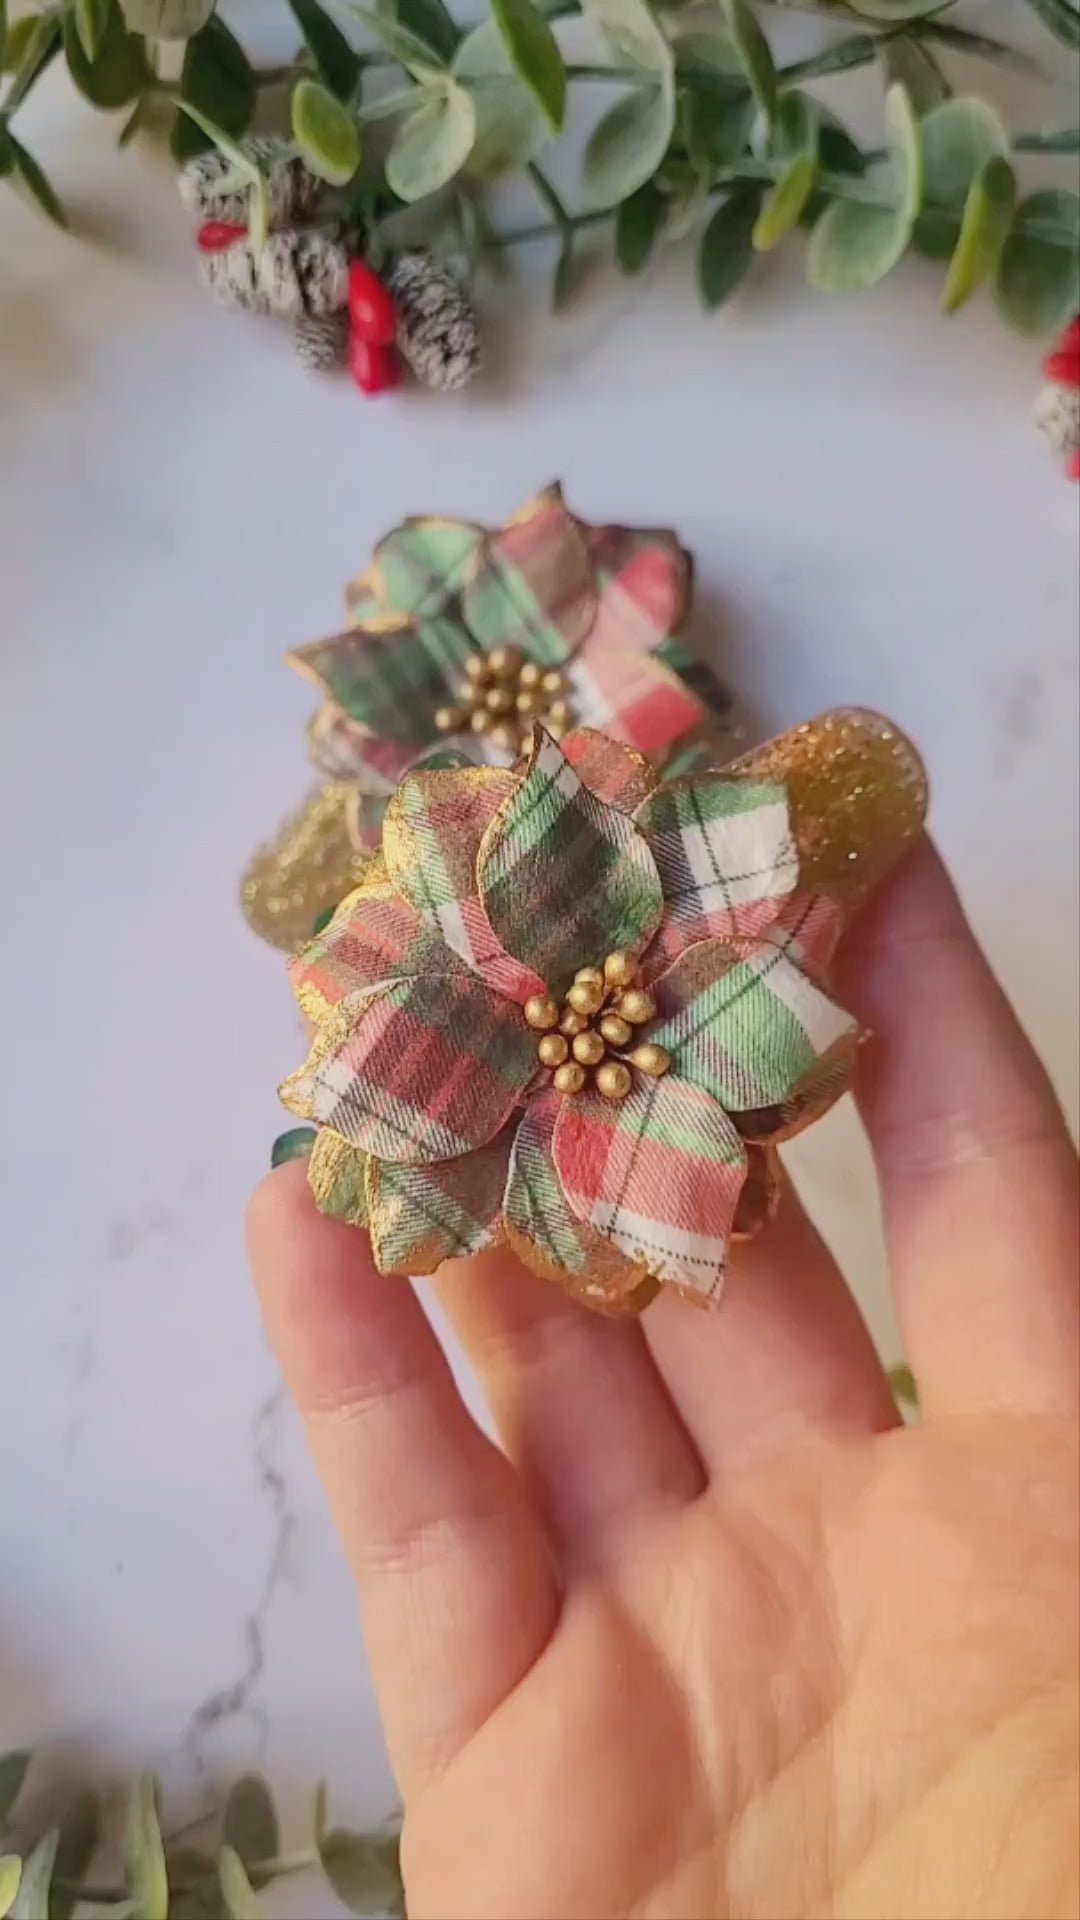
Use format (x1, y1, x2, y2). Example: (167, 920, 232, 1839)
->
(240, 784, 372, 953)
(731, 707, 929, 915)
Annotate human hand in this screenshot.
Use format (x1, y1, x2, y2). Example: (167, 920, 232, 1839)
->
(249, 843, 1079, 1920)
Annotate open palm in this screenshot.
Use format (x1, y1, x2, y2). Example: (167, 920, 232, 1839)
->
(250, 847, 1079, 1920)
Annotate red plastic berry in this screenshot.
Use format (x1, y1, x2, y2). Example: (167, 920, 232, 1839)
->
(1067, 449, 1080, 483)
(197, 220, 247, 252)
(347, 261, 397, 346)
(349, 334, 400, 395)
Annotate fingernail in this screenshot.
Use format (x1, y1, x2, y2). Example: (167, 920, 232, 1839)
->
(271, 1127, 316, 1168)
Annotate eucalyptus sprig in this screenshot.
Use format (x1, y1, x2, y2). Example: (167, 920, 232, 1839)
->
(0, 0, 1077, 340)
(0, 1749, 403, 1920)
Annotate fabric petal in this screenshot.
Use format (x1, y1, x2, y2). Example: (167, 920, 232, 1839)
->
(566, 636, 710, 761)
(462, 484, 595, 666)
(308, 1129, 369, 1227)
(560, 727, 657, 814)
(287, 872, 463, 1024)
(728, 708, 928, 918)
(346, 515, 485, 623)
(649, 927, 859, 1118)
(637, 774, 799, 969)
(583, 520, 691, 662)
(503, 1092, 658, 1315)
(290, 617, 479, 744)
(553, 1075, 748, 1301)
(652, 633, 735, 729)
(240, 785, 372, 956)
(280, 972, 537, 1164)
(307, 703, 414, 791)
(479, 728, 664, 997)
(383, 764, 543, 1002)
(366, 1125, 513, 1275)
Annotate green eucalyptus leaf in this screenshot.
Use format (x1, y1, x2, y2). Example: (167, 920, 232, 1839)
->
(172, 16, 255, 158)
(754, 89, 817, 249)
(490, 0, 564, 132)
(0, 0, 7, 73)
(221, 1777, 278, 1893)
(580, 0, 672, 75)
(118, 0, 214, 35)
(679, 82, 753, 169)
(3, 11, 61, 109)
(615, 178, 665, 270)
(913, 95, 1008, 259)
(10, 1833, 58, 1920)
(7, 133, 67, 225)
(582, 73, 675, 207)
(672, 28, 741, 82)
(846, 0, 937, 16)
(880, 35, 949, 115)
(291, 75, 360, 182)
(0, 1858, 19, 1920)
(995, 187, 1080, 337)
(943, 154, 1015, 313)
(163, 1848, 220, 1920)
(807, 81, 921, 291)
(698, 186, 760, 308)
(0, 1755, 30, 1829)
(124, 1776, 167, 1920)
(49, 1787, 101, 1920)
(319, 1828, 404, 1919)
(387, 0, 461, 61)
(3, 12, 41, 75)
(720, 0, 775, 119)
(385, 76, 475, 198)
(219, 1848, 262, 1920)
(454, 22, 546, 174)
(344, 5, 446, 77)
(1024, 0, 1080, 47)
(75, 0, 112, 63)
(286, 0, 361, 96)
(0, 124, 14, 178)
(816, 115, 865, 178)
(63, 3, 149, 107)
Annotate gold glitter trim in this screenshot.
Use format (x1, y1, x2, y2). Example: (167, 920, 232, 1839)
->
(240, 785, 373, 954)
(503, 1209, 658, 1318)
(309, 1130, 370, 1227)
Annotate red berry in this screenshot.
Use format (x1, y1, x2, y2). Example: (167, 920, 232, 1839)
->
(1042, 348, 1080, 388)
(347, 261, 397, 346)
(197, 220, 247, 252)
(1067, 449, 1080, 483)
(349, 334, 400, 395)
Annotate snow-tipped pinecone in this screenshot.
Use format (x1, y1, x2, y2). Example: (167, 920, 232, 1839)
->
(200, 231, 349, 319)
(385, 250, 479, 392)
(1035, 317, 1080, 477)
(179, 137, 322, 229)
(294, 311, 350, 371)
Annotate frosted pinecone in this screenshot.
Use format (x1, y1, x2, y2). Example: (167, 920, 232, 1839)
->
(179, 137, 322, 228)
(294, 311, 350, 371)
(200, 230, 349, 319)
(385, 250, 479, 392)
(1034, 378, 1080, 457)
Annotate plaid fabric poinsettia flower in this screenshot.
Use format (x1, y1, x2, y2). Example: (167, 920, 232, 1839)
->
(279, 711, 927, 1312)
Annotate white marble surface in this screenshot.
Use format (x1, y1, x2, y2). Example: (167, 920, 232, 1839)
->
(1, 13, 1077, 1911)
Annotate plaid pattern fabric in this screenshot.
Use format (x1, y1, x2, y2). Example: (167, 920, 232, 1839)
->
(281, 971, 536, 1163)
(348, 516, 485, 622)
(308, 1129, 369, 1226)
(366, 1127, 512, 1274)
(307, 704, 383, 783)
(461, 486, 595, 666)
(637, 776, 799, 972)
(653, 634, 734, 728)
(383, 765, 542, 1002)
(480, 730, 664, 997)
(503, 1091, 655, 1310)
(287, 876, 462, 1024)
(561, 728, 657, 814)
(553, 1075, 748, 1299)
(566, 633, 708, 759)
(584, 521, 690, 661)
(650, 917, 859, 1114)
(291, 617, 479, 744)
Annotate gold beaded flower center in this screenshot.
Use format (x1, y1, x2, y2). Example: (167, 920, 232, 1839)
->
(434, 645, 574, 755)
(523, 950, 672, 1102)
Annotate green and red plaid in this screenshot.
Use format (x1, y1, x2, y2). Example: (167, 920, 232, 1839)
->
(480, 730, 664, 996)
(366, 1127, 512, 1274)
(284, 970, 537, 1163)
(384, 764, 542, 1001)
(287, 877, 461, 1022)
(553, 1075, 748, 1299)
(584, 520, 689, 658)
(347, 516, 485, 622)
(636, 776, 799, 972)
(292, 616, 479, 745)
(503, 1091, 651, 1308)
(561, 728, 657, 814)
(461, 486, 595, 665)
(650, 919, 858, 1114)
(565, 630, 708, 758)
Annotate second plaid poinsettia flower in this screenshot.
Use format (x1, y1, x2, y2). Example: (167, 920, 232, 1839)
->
(280, 713, 927, 1311)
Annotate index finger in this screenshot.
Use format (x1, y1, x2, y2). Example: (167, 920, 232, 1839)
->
(836, 841, 1078, 1420)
